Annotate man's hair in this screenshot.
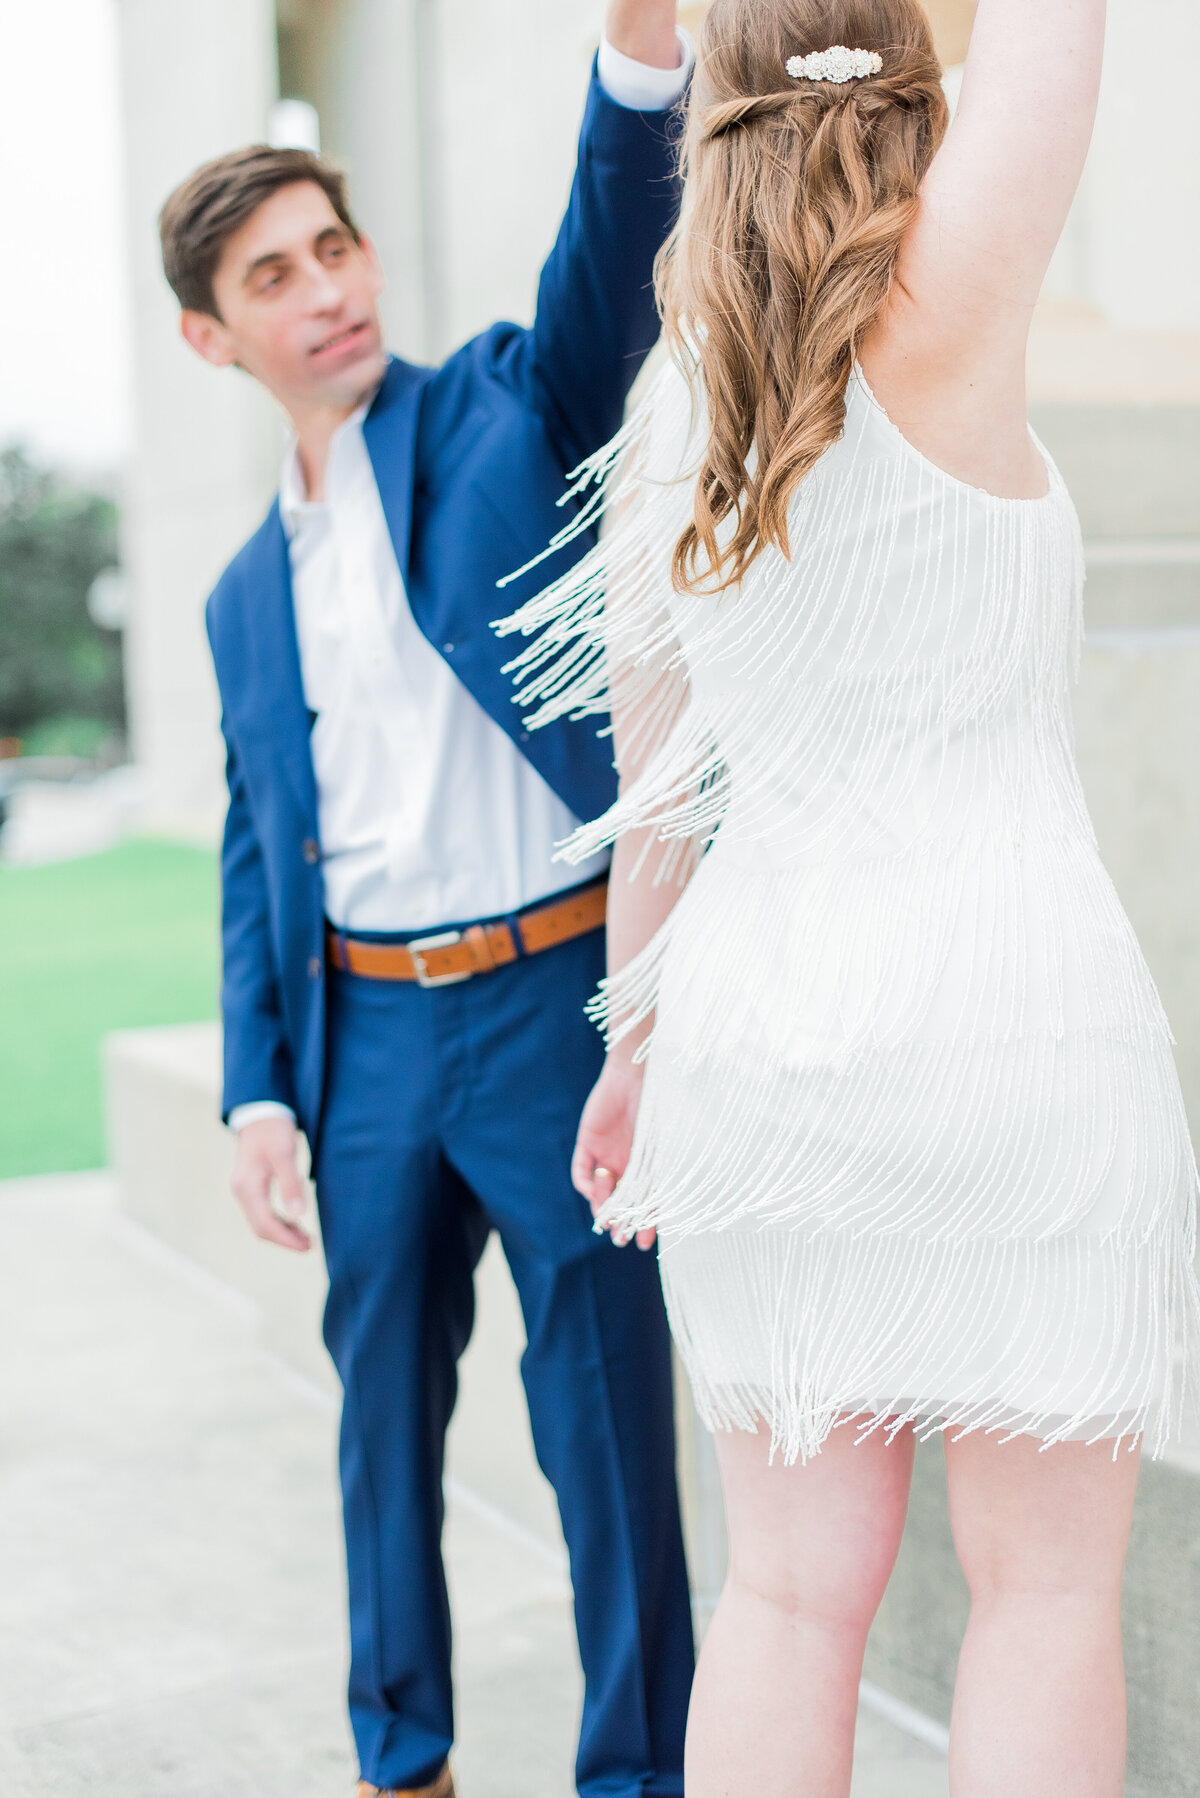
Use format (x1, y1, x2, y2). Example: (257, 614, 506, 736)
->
(159, 145, 362, 317)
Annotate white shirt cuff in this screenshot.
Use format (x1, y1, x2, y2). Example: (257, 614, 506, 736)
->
(597, 27, 694, 112)
(228, 1100, 296, 1133)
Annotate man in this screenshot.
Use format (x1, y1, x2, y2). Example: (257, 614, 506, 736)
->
(159, 6, 695, 1797)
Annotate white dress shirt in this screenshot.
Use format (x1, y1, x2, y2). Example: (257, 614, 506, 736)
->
(282, 410, 612, 934)
(230, 33, 692, 1132)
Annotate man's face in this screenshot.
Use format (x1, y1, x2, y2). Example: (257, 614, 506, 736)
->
(181, 181, 387, 414)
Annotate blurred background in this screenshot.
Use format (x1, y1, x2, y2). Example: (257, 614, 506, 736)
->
(1, 4, 1199, 1795)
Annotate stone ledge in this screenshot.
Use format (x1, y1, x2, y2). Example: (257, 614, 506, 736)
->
(101, 1022, 564, 1548)
(1032, 403, 1200, 539)
(1028, 311, 1200, 409)
(1084, 556, 1200, 630)
(102, 1023, 334, 1391)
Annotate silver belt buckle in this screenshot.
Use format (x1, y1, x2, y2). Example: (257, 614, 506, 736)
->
(408, 929, 471, 987)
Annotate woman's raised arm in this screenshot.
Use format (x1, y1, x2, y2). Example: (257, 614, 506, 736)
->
(896, 0, 1106, 355)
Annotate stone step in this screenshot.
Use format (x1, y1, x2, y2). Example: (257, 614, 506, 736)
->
(1031, 403, 1200, 540)
(1083, 540, 1200, 630)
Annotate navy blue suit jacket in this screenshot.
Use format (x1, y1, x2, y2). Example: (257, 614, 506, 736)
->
(205, 70, 681, 1139)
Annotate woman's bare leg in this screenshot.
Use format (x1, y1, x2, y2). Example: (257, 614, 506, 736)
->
(685, 1420, 915, 1798)
(945, 1431, 1140, 1798)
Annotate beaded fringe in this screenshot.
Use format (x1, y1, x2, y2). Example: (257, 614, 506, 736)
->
(496, 356, 1200, 1461)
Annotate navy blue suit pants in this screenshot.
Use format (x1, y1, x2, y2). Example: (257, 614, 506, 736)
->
(312, 924, 695, 1795)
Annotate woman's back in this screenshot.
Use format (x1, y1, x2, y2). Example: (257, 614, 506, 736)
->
(659, 363, 1086, 861)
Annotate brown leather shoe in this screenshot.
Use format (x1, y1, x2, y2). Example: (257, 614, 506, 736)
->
(358, 1763, 455, 1798)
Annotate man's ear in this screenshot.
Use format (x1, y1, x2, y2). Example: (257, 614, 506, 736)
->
(180, 308, 238, 368)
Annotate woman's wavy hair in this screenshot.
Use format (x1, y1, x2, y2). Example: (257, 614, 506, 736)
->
(659, 0, 948, 592)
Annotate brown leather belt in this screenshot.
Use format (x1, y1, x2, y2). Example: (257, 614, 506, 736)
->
(326, 878, 607, 986)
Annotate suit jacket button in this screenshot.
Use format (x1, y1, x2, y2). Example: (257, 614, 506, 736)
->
(308, 956, 322, 980)
(302, 837, 320, 865)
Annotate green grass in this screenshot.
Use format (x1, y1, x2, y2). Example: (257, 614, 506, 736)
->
(0, 839, 220, 1178)
(19, 715, 119, 759)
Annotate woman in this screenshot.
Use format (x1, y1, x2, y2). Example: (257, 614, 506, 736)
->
(499, 1, 1200, 1792)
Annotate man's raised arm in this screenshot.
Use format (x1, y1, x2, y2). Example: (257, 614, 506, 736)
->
(605, 0, 683, 80)
(523, 0, 691, 466)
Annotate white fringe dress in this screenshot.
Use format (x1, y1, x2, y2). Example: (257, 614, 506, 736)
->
(497, 357, 1200, 1462)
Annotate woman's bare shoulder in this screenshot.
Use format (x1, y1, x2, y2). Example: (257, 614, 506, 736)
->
(856, 324, 1047, 503)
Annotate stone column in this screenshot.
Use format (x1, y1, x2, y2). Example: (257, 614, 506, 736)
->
(1084, 0, 1200, 329)
(420, 0, 608, 356)
(286, 0, 633, 361)
(279, 0, 431, 359)
(115, 0, 281, 833)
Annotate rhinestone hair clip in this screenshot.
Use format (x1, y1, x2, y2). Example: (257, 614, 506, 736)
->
(786, 46, 883, 83)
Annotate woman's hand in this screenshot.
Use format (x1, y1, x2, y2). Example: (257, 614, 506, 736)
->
(572, 1053, 657, 1250)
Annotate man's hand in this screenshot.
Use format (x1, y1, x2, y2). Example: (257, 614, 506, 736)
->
(572, 1054, 656, 1250)
(231, 1114, 312, 1252)
(604, 0, 681, 71)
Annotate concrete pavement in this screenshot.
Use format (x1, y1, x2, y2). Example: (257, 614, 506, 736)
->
(0, 1172, 946, 1797)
